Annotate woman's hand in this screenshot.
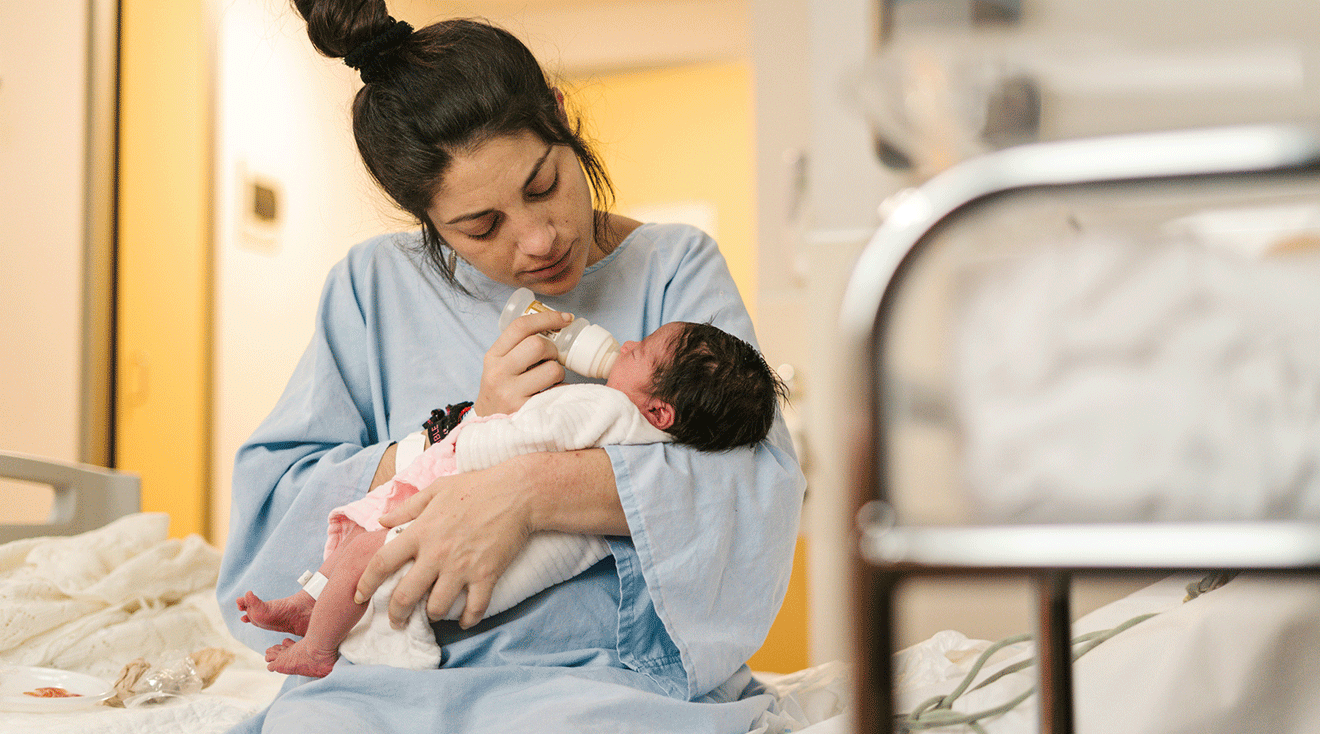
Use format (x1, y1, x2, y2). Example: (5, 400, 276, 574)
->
(352, 448, 625, 631)
(354, 460, 534, 630)
(474, 310, 572, 416)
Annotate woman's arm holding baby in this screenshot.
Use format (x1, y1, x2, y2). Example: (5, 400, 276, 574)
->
(371, 442, 399, 490)
(354, 447, 623, 630)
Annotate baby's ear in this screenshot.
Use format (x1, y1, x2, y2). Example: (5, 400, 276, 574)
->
(643, 398, 675, 431)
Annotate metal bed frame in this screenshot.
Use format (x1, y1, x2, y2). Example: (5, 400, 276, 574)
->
(0, 451, 140, 544)
(838, 124, 1320, 732)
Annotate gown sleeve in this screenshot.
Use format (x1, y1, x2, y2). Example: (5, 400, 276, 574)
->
(605, 228, 807, 700)
(215, 245, 394, 651)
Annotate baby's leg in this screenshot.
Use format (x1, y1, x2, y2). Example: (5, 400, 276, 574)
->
(238, 525, 369, 637)
(266, 528, 388, 678)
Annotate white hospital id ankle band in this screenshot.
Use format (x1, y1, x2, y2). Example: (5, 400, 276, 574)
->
(297, 570, 329, 600)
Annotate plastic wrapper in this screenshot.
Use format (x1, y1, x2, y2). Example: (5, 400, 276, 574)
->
(105, 647, 234, 707)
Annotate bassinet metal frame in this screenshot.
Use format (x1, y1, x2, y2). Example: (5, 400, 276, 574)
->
(839, 124, 1320, 733)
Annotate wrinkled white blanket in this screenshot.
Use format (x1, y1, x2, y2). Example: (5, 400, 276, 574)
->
(0, 513, 284, 733)
(957, 230, 1320, 522)
(0, 511, 851, 734)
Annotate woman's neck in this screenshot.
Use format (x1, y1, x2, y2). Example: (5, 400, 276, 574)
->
(590, 212, 642, 265)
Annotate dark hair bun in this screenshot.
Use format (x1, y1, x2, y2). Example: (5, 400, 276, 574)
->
(292, 0, 395, 60)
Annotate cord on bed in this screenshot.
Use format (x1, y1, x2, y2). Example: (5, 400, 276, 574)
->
(896, 570, 1238, 732)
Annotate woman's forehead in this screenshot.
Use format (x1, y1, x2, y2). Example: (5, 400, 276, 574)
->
(433, 131, 552, 205)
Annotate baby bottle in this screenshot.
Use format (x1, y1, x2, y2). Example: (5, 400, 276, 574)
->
(499, 288, 621, 380)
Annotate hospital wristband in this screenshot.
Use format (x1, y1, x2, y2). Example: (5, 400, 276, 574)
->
(423, 402, 473, 446)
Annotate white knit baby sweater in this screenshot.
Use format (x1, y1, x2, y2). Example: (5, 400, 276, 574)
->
(338, 384, 672, 670)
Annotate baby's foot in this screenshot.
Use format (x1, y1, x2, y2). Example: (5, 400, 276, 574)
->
(265, 638, 339, 678)
(238, 590, 313, 637)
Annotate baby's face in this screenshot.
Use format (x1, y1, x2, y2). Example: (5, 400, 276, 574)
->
(605, 322, 684, 414)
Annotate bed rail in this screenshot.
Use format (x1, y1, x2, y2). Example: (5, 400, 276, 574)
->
(840, 124, 1320, 733)
(0, 451, 141, 543)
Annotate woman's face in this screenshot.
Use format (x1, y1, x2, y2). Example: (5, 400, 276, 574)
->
(427, 130, 599, 296)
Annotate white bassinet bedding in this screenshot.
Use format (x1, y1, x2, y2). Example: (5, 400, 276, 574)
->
(893, 573, 1320, 733)
(957, 228, 1320, 523)
(749, 661, 850, 734)
(0, 513, 285, 733)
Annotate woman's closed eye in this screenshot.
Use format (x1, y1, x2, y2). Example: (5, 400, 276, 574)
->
(527, 171, 558, 200)
(465, 214, 501, 240)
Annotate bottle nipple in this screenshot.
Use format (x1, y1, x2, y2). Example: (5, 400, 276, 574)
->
(564, 323, 621, 380)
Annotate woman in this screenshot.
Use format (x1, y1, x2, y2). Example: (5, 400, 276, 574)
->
(216, 4, 805, 732)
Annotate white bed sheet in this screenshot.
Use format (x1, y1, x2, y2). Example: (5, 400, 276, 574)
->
(0, 512, 852, 734)
(893, 573, 1320, 733)
(0, 513, 285, 734)
(751, 661, 850, 734)
(10, 513, 1315, 734)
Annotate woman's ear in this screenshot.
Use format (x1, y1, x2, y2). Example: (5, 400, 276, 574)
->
(643, 398, 675, 431)
(552, 87, 567, 122)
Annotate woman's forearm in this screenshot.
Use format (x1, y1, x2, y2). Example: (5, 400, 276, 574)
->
(514, 448, 629, 536)
(371, 441, 399, 490)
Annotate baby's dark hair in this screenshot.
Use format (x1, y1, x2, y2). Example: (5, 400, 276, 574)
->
(650, 323, 788, 452)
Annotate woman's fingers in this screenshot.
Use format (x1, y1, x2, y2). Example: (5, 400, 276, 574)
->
(486, 311, 566, 380)
(383, 539, 505, 628)
(496, 310, 573, 352)
(422, 572, 468, 625)
(475, 310, 571, 416)
(387, 553, 448, 628)
(359, 467, 534, 629)
(456, 581, 493, 630)
(353, 526, 416, 607)
(505, 357, 565, 401)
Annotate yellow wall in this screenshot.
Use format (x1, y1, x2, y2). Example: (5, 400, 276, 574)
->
(568, 61, 757, 314)
(572, 62, 808, 673)
(117, 0, 212, 540)
(748, 535, 812, 673)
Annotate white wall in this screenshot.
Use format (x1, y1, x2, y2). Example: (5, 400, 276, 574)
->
(751, 0, 903, 665)
(210, 0, 397, 544)
(0, 0, 97, 519)
(405, 0, 749, 76)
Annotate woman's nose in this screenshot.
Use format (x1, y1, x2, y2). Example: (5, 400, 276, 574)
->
(516, 215, 555, 257)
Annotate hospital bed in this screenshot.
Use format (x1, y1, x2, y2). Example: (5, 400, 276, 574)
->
(0, 451, 140, 544)
(17, 122, 1320, 732)
(840, 124, 1320, 732)
(0, 452, 850, 733)
(0, 452, 286, 732)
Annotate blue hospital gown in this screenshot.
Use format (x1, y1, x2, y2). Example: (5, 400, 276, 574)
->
(216, 223, 806, 733)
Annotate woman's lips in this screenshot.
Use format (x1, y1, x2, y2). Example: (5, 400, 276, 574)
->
(525, 248, 571, 281)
